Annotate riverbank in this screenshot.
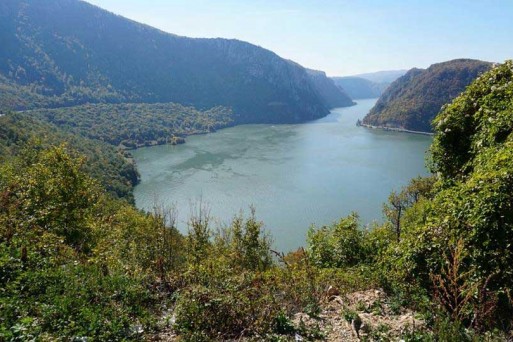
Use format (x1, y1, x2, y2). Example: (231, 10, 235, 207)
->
(119, 125, 234, 150)
(132, 99, 433, 252)
(358, 122, 434, 136)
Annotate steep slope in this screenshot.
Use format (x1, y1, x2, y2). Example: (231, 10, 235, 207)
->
(362, 59, 492, 132)
(352, 70, 407, 83)
(0, 113, 139, 201)
(397, 60, 513, 325)
(306, 69, 355, 108)
(0, 0, 343, 123)
(331, 76, 387, 99)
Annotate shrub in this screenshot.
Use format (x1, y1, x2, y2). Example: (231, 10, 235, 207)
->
(383, 61, 513, 333)
(213, 208, 273, 272)
(307, 213, 365, 268)
(173, 273, 284, 340)
(0, 145, 177, 340)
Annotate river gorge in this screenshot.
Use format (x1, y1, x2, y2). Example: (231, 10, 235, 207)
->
(133, 99, 432, 251)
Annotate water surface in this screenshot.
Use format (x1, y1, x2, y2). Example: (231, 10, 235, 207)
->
(133, 99, 432, 251)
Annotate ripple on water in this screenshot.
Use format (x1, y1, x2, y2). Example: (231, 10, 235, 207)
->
(132, 99, 432, 252)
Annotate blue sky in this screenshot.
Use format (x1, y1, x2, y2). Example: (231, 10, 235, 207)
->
(86, 0, 513, 76)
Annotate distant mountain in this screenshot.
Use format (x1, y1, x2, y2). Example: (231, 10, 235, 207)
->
(0, 0, 350, 123)
(351, 70, 408, 84)
(331, 77, 387, 99)
(362, 59, 492, 132)
(331, 70, 405, 100)
(306, 69, 355, 107)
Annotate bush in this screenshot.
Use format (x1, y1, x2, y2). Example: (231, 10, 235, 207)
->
(307, 213, 365, 268)
(0, 145, 180, 340)
(0, 259, 157, 340)
(173, 273, 284, 340)
(213, 208, 273, 272)
(383, 61, 513, 334)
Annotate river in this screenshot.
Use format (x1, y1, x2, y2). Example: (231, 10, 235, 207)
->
(132, 98, 432, 252)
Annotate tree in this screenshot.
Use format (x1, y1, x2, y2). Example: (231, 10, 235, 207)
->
(389, 61, 513, 330)
(0, 143, 101, 253)
(307, 213, 364, 268)
(383, 176, 435, 241)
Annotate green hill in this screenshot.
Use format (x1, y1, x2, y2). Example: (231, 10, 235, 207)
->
(29, 103, 234, 149)
(362, 59, 492, 132)
(0, 113, 139, 201)
(0, 0, 351, 123)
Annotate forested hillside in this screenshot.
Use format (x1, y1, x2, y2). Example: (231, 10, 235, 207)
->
(0, 113, 139, 201)
(391, 60, 513, 337)
(30, 103, 233, 149)
(362, 59, 492, 132)
(1, 61, 512, 341)
(0, 0, 351, 123)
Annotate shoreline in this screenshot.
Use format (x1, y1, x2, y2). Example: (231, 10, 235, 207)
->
(358, 123, 434, 136)
(120, 123, 236, 150)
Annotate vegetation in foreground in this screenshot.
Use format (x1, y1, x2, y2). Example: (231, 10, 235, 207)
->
(0, 113, 139, 202)
(1, 61, 513, 341)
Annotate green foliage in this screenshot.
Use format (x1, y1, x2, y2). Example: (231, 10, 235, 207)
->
(31, 103, 234, 148)
(173, 276, 282, 340)
(342, 308, 359, 323)
(306, 213, 397, 270)
(0, 113, 139, 201)
(1, 263, 156, 341)
(173, 212, 280, 340)
(91, 202, 185, 278)
(172, 211, 379, 340)
(274, 311, 296, 335)
(2, 143, 366, 340)
(363, 59, 492, 132)
(213, 208, 273, 272)
(0, 144, 100, 252)
(384, 61, 513, 332)
(383, 176, 435, 240)
(361, 224, 396, 265)
(0, 145, 181, 340)
(307, 213, 366, 268)
(430, 61, 513, 293)
(366, 323, 391, 341)
(186, 203, 213, 266)
(431, 60, 513, 181)
(0, 0, 332, 123)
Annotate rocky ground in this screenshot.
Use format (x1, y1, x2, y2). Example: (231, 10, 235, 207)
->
(292, 288, 425, 341)
(150, 288, 426, 341)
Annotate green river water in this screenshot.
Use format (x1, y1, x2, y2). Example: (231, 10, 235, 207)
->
(132, 99, 432, 251)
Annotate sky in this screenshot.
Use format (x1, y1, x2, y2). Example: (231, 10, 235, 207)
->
(85, 0, 513, 76)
